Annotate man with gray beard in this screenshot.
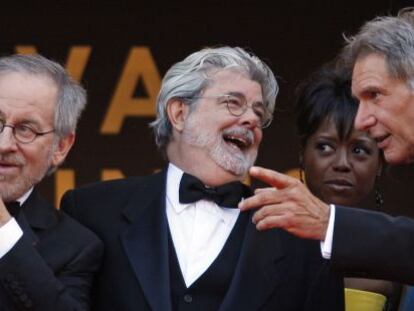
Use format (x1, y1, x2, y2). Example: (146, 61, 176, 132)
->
(61, 46, 344, 311)
(0, 54, 102, 310)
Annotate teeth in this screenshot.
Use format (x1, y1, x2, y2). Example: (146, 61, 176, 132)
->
(229, 136, 246, 145)
(224, 135, 249, 149)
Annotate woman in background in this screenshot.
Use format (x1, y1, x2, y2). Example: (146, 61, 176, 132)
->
(296, 66, 399, 311)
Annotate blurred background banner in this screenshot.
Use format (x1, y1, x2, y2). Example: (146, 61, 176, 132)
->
(5, 0, 414, 216)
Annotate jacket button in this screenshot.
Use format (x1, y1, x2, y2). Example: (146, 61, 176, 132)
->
(183, 294, 192, 303)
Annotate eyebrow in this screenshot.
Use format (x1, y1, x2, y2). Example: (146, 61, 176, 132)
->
(226, 91, 264, 105)
(0, 112, 43, 129)
(18, 119, 42, 128)
(354, 84, 382, 97)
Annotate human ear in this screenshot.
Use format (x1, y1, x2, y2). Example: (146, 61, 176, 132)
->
(166, 98, 190, 132)
(51, 133, 75, 167)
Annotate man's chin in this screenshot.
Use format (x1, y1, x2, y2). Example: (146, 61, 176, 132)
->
(385, 149, 414, 165)
(0, 190, 20, 202)
(217, 160, 251, 178)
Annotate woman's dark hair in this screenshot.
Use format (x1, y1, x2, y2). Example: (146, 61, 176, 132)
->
(295, 65, 358, 148)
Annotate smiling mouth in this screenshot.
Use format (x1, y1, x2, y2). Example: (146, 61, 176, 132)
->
(0, 163, 19, 175)
(223, 133, 252, 151)
(0, 162, 18, 167)
(0, 159, 21, 168)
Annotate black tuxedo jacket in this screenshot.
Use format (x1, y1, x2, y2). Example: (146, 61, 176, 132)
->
(332, 206, 414, 284)
(0, 189, 103, 310)
(61, 170, 344, 311)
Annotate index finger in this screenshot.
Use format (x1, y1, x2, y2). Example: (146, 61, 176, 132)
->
(250, 166, 297, 189)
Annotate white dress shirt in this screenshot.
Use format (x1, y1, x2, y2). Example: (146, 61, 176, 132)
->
(166, 164, 240, 287)
(0, 188, 33, 258)
(320, 204, 336, 259)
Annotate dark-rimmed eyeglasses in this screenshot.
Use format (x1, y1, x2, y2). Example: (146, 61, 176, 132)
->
(0, 120, 55, 144)
(186, 93, 273, 128)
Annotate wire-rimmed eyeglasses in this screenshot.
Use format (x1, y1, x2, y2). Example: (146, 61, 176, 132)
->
(186, 93, 273, 128)
(0, 120, 55, 144)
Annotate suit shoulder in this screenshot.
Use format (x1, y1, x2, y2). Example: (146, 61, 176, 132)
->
(61, 171, 166, 218)
(55, 210, 103, 248)
(75, 175, 150, 193)
(67, 171, 165, 198)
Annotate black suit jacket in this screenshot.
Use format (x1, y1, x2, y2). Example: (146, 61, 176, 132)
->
(332, 206, 414, 284)
(61, 170, 344, 311)
(0, 189, 103, 310)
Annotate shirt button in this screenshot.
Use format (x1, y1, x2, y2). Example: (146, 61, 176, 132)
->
(184, 294, 193, 303)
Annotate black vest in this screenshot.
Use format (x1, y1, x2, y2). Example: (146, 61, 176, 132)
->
(168, 212, 249, 311)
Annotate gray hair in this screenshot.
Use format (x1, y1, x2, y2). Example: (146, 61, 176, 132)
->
(342, 8, 414, 87)
(150, 46, 279, 152)
(0, 54, 86, 137)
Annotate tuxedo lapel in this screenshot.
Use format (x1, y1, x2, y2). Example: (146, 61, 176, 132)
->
(15, 212, 38, 246)
(121, 170, 172, 311)
(220, 213, 288, 311)
(16, 190, 58, 246)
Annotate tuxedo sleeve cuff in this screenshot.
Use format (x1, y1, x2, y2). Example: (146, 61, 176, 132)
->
(0, 218, 23, 258)
(320, 204, 335, 259)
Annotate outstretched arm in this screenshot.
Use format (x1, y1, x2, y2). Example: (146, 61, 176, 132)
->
(241, 167, 414, 283)
(239, 166, 330, 240)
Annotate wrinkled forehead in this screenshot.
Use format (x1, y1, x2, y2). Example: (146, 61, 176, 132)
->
(353, 51, 404, 83)
(0, 71, 57, 97)
(203, 68, 263, 97)
(0, 72, 57, 122)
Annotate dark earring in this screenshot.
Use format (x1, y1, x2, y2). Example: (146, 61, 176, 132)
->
(375, 183, 384, 210)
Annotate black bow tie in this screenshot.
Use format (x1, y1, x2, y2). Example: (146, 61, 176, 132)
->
(179, 173, 252, 208)
(5, 201, 20, 217)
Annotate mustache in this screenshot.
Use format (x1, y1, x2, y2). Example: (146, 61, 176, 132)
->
(0, 153, 25, 166)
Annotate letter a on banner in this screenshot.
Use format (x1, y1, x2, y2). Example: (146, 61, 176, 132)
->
(101, 47, 161, 134)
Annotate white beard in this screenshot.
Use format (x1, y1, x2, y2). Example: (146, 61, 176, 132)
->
(0, 147, 54, 202)
(182, 115, 257, 176)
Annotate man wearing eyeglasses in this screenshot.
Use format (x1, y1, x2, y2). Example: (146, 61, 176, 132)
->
(61, 46, 343, 311)
(0, 54, 102, 310)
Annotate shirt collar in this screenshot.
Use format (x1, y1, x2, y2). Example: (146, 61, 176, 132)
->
(166, 163, 186, 213)
(16, 187, 33, 206)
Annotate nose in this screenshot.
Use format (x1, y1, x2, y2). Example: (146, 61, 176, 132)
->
(0, 127, 18, 153)
(238, 106, 261, 129)
(332, 149, 351, 172)
(354, 102, 376, 131)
